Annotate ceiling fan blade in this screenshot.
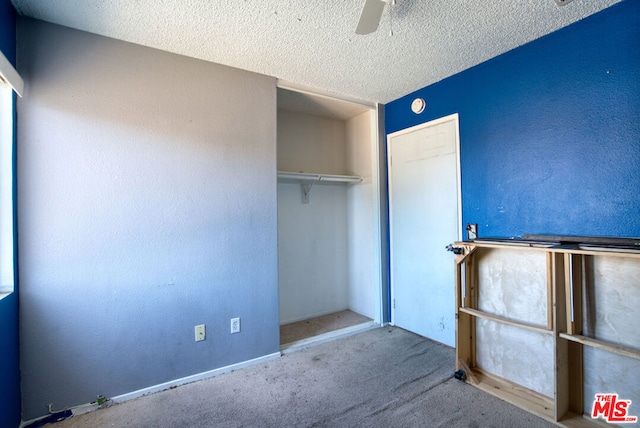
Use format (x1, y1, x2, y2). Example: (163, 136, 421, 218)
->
(355, 0, 386, 35)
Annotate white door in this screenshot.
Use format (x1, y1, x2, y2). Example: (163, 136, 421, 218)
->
(388, 114, 460, 347)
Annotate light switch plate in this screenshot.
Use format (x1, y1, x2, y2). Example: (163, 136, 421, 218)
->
(466, 224, 478, 240)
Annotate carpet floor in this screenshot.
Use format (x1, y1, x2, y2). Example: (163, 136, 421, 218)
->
(54, 327, 555, 427)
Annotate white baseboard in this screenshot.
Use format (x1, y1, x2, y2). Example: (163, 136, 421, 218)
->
(20, 351, 281, 427)
(112, 351, 282, 403)
(279, 307, 352, 326)
(280, 321, 380, 354)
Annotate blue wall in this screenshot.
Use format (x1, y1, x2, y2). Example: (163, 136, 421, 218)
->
(0, 0, 21, 426)
(386, 0, 639, 239)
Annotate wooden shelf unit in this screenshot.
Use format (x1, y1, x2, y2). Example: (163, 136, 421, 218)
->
(453, 240, 640, 427)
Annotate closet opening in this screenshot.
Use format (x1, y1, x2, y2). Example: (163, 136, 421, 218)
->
(276, 85, 384, 351)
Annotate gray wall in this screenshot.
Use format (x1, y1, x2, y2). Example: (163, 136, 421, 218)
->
(17, 18, 279, 420)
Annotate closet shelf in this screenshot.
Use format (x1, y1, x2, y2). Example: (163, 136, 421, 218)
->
(277, 171, 362, 204)
(277, 171, 362, 184)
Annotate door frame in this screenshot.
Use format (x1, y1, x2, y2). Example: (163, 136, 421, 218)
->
(386, 113, 462, 327)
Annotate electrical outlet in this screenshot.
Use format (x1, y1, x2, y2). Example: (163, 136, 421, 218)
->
(230, 317, 240, 334)
(195, 324, 206, 342)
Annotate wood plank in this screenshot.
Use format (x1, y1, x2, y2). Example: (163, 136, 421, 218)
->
(459, 307, 552, 336)
(456, 359, 478, 385)
(546, 251, 553, 330)
(455, 261, 463, 309)
(559, 411, 612, 427)
(472, 368, 555, 422)
(553, 252, 567, 334)
(572, 246, 640, 257)
(568, 255, 584, 415)
(567, 341, 583, 415)
(556, 335, 570, 421)
(564, 253, 575, 335)
(454, 240, 555, 251)
(573, 255, 583, 336)
(522, 234, 640, 248)
(555, 252, 570, 421)
(454, 245, 476, 265)
(469, 254, 477, 366)
(453, 241, 640, 258)
(549, 246, 640, 258)
(455, 260, 472, 369)
(559, 254, 584, 415)
(582, 256, 596, 337)
(559, 333, 640, 360)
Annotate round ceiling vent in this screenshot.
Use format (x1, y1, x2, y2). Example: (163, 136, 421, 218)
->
(411, 98, 425, 114)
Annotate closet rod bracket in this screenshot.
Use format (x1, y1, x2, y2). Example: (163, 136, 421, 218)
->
(301, 182, 314, 204)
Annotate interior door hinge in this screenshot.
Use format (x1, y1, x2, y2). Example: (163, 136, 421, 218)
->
(393, 299, 395, 309)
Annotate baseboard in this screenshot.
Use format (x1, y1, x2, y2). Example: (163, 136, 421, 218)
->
(280, 321, 380, 354)
(280, 307, 352, 326)
(20, 351, 281, 427)
(112, 351, 281, 403)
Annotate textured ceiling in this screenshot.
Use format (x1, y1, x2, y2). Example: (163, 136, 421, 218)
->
(11, 0, 622, 104)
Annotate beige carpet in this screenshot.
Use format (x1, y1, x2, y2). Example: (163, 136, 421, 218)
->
(280, 310, 372, 344)
(54, 327, 555, 428)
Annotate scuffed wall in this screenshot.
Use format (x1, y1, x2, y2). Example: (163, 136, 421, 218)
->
(18, 18, 278, 420)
